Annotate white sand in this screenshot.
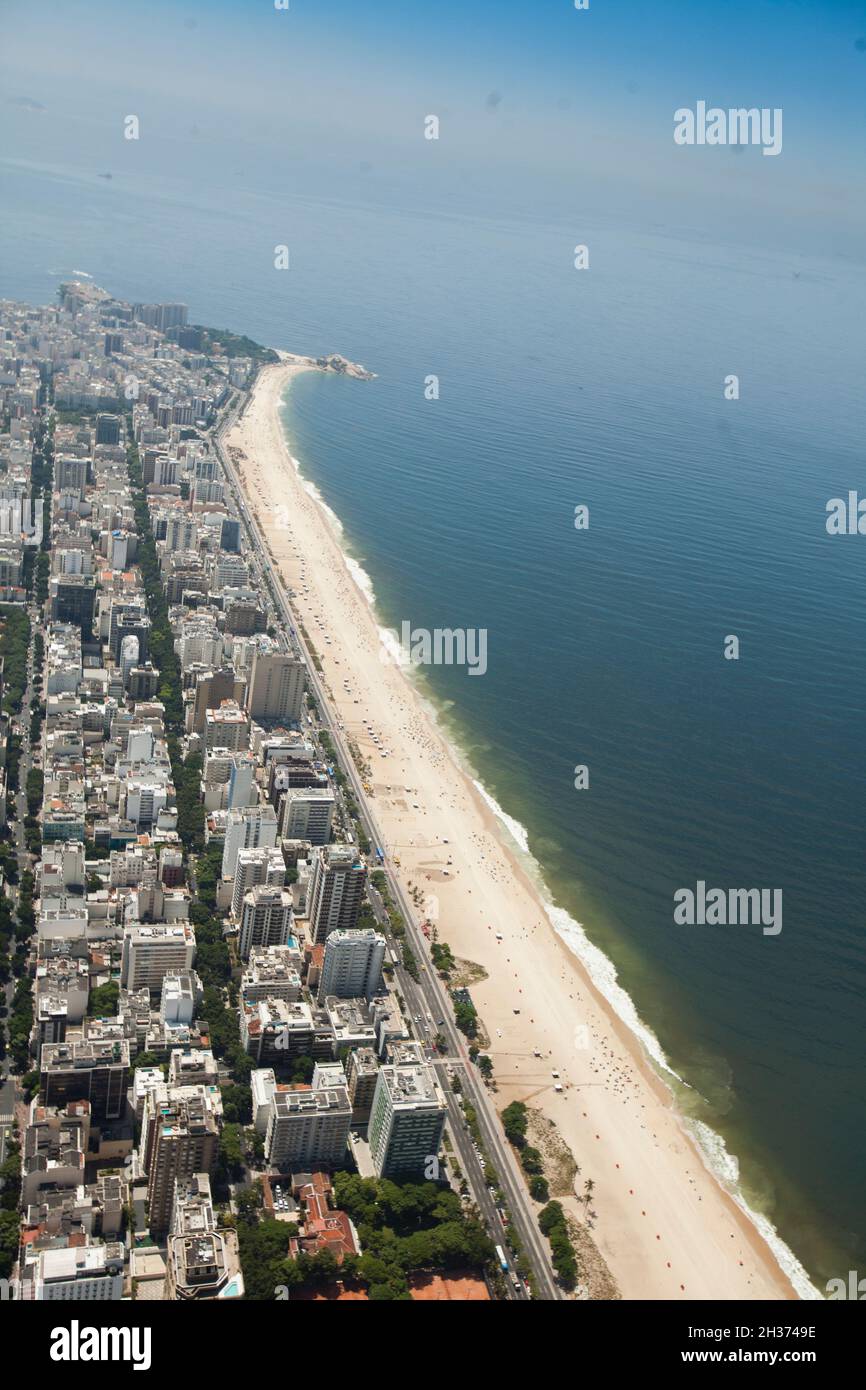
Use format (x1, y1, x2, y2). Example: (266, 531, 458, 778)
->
(227, 360, 801, 1301)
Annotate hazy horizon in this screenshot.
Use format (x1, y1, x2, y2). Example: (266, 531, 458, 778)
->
(1, 0, 866, 262)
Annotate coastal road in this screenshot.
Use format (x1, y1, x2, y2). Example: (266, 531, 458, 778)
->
(210, 396, 540, 1298)
(365, 880, 530, 1299)
(304, 764, 528, 1292)
(213, 385, 561, 1301)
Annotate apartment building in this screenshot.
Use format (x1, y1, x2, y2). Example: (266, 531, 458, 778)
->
(368, 1057, 447, 1179)
(121, 922, 196, 992)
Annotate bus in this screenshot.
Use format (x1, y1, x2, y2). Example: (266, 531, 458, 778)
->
(375, 846, 385, 863)
(494, 1244, 508, 1273)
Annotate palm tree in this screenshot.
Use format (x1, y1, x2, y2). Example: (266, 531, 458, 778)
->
(583, 1178, 595, 1213)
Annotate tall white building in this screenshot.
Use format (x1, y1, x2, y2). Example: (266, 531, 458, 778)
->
(279, 787, 335, 845)
(110, 531, 130, 572)
(246, 650, 305, 724)
(39, 841, 85, 892)
(165, 514, 198, 553)
(120, 633, 140, 685)
(160, 971, 202, 1025)
(166, 1172, 243, 1301)
(177, 629, 223, 668)
(221, 804, 278, 880)
(205, 701, 250, 752)
(125, 779, 168, 828)
(215, 554, 248, 588)
(318, 927, 386, 1003)
(307, 844, 368, 944)
(251, 1068, 277, 1134)
(238, 886, 294, 961)
(242, 945, 303, 1003)
(368, 1057, 447, 1179)
(121, 922, 196, 992)
(265, 1080, 352, 1169)
(230, 845, 285, 919)
(201, 749, 256, 813)
(226, 754, 257, 810)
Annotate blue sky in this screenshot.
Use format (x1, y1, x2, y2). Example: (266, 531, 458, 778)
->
(1, 0, 865, 256)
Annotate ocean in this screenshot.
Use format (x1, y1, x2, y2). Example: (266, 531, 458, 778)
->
(2, 154, 865, 1293)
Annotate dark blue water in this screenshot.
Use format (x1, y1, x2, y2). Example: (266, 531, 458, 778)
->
(3, 156, 864, 1290)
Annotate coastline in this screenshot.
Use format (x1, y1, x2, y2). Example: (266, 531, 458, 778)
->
(228, 358, 818, 1301)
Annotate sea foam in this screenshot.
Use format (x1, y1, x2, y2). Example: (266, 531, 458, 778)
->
(476, 781, 822, 1299)
(276, 373, 823, 1302)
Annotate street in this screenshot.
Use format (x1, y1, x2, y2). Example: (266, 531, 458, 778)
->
(212, 392, 560, 1301)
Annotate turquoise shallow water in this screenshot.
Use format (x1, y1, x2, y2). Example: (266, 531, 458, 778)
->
(2, 157, 865, 1291)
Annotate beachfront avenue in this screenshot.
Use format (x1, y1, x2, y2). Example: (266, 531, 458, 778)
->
(213, 380, 561, 1301)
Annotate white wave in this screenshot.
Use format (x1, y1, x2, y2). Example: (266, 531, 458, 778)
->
(289, 454, 346, 537)
(472, 778, 531, 854)
(547, 900, 680, 1080)
(283, 404, 381, 623)
(275, 372, 822, 1301)
(472, 773, 823, 1298)
(689, 1121, 823, 1300)
(284, 418, 378, 614)
(345, 555, 377, 608)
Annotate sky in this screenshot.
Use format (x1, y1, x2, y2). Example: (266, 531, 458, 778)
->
(1, 0, 865, 258)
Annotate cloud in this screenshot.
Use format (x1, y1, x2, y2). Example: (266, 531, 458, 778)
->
(9, 96, 46, 111)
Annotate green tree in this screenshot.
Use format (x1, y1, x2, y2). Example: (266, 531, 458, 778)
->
(501, 1101, 528, 1146)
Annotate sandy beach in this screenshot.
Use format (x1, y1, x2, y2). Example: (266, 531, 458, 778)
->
(227, 358, 806, 1301)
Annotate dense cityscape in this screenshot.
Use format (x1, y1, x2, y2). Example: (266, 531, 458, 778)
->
(0, 281, 570, 1304)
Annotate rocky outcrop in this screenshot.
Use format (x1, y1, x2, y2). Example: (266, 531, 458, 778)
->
(315, 353, 376, 380)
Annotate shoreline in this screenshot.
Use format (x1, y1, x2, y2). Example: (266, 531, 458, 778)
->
(228, 358, 818, 1301)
